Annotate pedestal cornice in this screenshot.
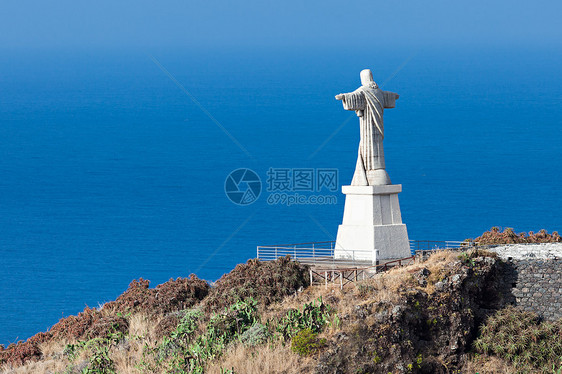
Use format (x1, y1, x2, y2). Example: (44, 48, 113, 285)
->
(342, 184, 402, 195)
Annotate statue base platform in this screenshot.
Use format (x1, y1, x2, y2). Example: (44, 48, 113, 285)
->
(335, 184, 411, 263)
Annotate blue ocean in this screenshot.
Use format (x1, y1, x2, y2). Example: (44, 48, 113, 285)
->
(1, 46, 561, 344)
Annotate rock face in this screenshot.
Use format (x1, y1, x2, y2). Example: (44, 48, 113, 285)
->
(316, 252, 505, 374)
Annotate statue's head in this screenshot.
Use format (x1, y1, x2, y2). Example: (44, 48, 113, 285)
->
(360, 69, 375, 86)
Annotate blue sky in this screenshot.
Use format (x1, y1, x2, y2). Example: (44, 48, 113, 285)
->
(1, 0, 561, 48)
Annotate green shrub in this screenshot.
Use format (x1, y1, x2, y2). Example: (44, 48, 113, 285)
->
(473, 306, 562, 372)
(238, 323, 270, 347)
(151, 299, 259, 373)
(61, 325, 125, 374)
(83, 345, 115, 374)
(458, 252, 475, 267)
(290, 328, 326, 356)
(277, 297, 337, 340)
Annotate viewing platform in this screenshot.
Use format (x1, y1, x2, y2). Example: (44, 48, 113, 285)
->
(257, 240, 476, 288)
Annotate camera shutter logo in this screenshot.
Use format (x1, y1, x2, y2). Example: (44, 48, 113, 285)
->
(224, 168, 262, 205)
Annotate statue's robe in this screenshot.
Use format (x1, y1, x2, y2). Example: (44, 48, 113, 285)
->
(340, 84, 398, 186)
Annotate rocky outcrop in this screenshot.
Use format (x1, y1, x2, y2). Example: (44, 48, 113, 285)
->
(316, 251, 505, 374)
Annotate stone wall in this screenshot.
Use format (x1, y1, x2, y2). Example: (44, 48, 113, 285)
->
(491, 244, 562, 321)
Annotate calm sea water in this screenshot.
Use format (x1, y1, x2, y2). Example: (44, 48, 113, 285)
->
(1, 46, 561, 344)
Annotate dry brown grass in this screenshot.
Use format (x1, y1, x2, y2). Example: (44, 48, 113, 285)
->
(0, 358, 67, 374)
(110, 344, 143, 374)
(39, 337, 71, 359)
(419, 249, 459, 271)
(462, 355, 517, 374)
(128, 313, 150, 338)
(206, 342, 314, 374)
(110, 312, 156, 374)
(352, 250, 460, 298)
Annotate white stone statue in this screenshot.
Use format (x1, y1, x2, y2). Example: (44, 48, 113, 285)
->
(336, 69, 399, 186)
(334, 69, 410, 262)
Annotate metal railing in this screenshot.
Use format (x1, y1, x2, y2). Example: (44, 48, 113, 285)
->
(409, 240, 475, 253)
(373, 256, 416, 272)
(257, 241, 336, 260)
(410, 240, 478, 261)
(257, 239, 476, 268)
(410, 240, 478, 260)
(257, 241, 376, 267)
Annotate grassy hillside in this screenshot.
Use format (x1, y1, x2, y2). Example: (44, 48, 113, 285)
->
(2, 245, 561, 373)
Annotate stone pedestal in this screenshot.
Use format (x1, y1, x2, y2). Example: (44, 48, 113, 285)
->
(335, 184, 410, 263)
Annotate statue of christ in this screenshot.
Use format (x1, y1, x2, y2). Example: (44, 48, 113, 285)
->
(336, 69, 399, 186)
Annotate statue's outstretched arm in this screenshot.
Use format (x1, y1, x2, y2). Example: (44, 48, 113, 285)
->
(382, 91, 400, 109)
(336, 90, 365, 112)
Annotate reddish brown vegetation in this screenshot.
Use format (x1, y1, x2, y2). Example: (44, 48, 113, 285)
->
(204, 256, 309, 313)
(48, 307, 104, 342)
(154, 313, 183, 339)
(104, 274, 210, 315)
(0, 341, 42, 367)
(475, 227, 562, 245)
(105, 278, 152, 313)
(0, 308, 108, 367)
(0, 274, 209, 368)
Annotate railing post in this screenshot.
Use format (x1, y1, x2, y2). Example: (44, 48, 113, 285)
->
(275, 246, 278, 259)
(340, 271, 343, 289)
(294, 245, 296, 260)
